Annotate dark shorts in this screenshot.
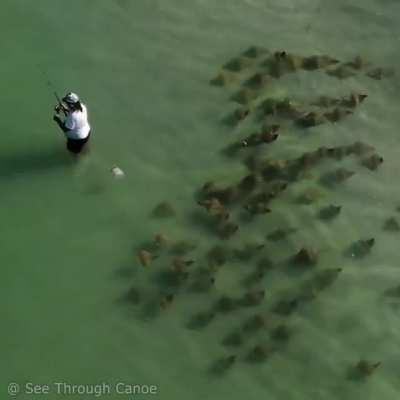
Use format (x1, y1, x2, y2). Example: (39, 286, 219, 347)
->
(66, 131, 91, 154)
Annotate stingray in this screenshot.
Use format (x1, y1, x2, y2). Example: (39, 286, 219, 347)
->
(199, 181, 239, 205)
(243, 45, 269, 58)
(345, 55, 370, 70)
(172, 257, 194, 272)
(244, 72, 271, 88)
(293, 248, 318, 266)
(159, 293, 175, 310)
(207, 245, 229, 268)
(244, 201, 272, 215)
(296, 188, 323, 205)
(169, 240, 197, 256)
(242, 258, 274, 287)
(320, 168, 355, 186)
(137, 249, 156, 267)
(198, 198, 229, 222)
(234, 242, 265, 262)
(231, 88, 260, 105)
(247, 344, 276, 363)
(267, 227, 297, 242)
(260, 98, 279, 115)
(311, 268, 342, 291)
(210, 71, 238, 86)
(261, 160, 290, 180)
(151, 201, 176, 218)
(326, 65, 357, 79)
(217, 220, 239, 239)
(312, 95, 341, 108)
(270, 324, 292, 342)
(187, 310, 216, 329)
(216, 295, 239, 313)
(292, 152, 321, 174)
(360, 154, 383, 171)
(258, 182, 289, 200)
(324, 146, 348, 161)
(261, 98, 304, 119)
(121, 286, 141, 306)
(274, 298, 300, 316)
(222, 142, 244, 158)
(355, 360, 381, 376)
(383, 217, 400, 232)
(265, 51, 304, 78)
(241, 125, 280, 147)
(346, 141, 375, 156)
(274, 98, 304, 119)
(231, 107, 251, 124)
(222, 331, 244, 347)
(190, 269, 216, 292)
(209, 355, 237, 376)
(236, 173, 260, 194)
(339, 93, 368, 108)
(324, 108, 353, 123)
(383, 285, 400, 298)
(223, 56, 253, 72)
(296, 111, 326, 128)
(347, 360, 381, 380)
(154, 233, 168, 248)
(345, 238, 375, 258)
(242, 314, 267, 332)
(366, 67, 394, 80)
(318, 205, 342, 220)
(239, 289, 265, 307)
(302, 55, 339, 70)
(156, 268, 189, 289)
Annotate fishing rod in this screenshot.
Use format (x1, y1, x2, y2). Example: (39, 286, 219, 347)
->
(37, 64, 67, 115)
(53, 91, 68, 116)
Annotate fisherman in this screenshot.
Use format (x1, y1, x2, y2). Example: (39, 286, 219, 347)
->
(53, 92, 91, 154)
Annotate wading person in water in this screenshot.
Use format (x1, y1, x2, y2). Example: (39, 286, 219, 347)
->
(53, 92, 91, 154)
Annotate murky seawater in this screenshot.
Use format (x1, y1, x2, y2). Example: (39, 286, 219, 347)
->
(1, 1, 400, 399)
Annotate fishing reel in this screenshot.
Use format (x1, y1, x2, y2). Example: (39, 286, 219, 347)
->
(54, 103, 68, 114)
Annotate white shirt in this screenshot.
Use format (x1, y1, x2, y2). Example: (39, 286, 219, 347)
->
(64, 103, 91, 140)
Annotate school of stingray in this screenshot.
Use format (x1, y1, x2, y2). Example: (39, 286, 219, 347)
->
(120, 47, 399, 380)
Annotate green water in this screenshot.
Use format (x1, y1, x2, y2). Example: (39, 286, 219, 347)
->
(1, 1, 400, 399)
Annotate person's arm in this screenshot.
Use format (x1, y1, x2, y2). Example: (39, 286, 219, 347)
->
(53, 115, 69, 133)
(54, 110, 76, 135)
